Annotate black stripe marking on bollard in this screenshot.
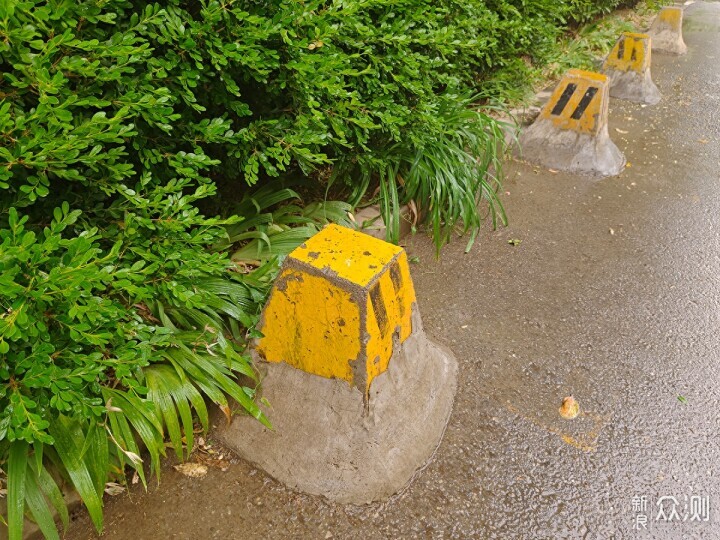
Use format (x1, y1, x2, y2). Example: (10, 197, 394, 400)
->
(389, 263, 403, 292)
(631, 45, 637, 63)
(370, 282, 389, 335)
(551, 83, 577, 116)
(570, 87, 598, 120)
(389, 262, 405, 319)
(618, 39, 625, 60)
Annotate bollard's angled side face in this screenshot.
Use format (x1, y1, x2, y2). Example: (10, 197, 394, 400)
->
(602, 31, 660, 105)
(658, 6, 683, 30)
(540, 69, 609, 135)
(604, 33, 651, 73)
(648, 6, 686, 55)
(365, 250, 415, 385)
(256, 224, 416, 393)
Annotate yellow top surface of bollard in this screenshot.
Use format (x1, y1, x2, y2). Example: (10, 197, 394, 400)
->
(658, 6, 683, 29)
(623, 32, 650, 39)
(291, 224, 403, 288)
(566, 69, 606, 82)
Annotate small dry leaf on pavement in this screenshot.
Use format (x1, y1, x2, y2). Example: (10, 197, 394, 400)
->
(104, 482, 126, 496)
(559, 396, 580, 419)
(174, 463, 208, 478)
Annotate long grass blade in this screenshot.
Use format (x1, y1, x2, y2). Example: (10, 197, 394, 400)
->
(30, 460, 69, 530)
(48, 416, 104, 532)
(24, 469, 60, 540)
(7, 440, 29, 540)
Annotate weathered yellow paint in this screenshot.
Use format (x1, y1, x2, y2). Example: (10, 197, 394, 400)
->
(540, 69, 609, 135)
(291, 223, 403, 287)
(604, 33, 651, 73)
(256, 224, 416, 393)
(657, 6, 683, 30)
(258, 269, 362, 382)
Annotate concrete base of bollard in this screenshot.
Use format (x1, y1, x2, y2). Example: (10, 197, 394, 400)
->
(518, 119, 625, 177)
(648, 29, 687, 55)
(215, 309, 458, 504)
(606, 69, 661, 105)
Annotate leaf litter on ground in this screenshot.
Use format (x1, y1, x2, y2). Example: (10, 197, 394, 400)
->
(173, 463, 209, 478)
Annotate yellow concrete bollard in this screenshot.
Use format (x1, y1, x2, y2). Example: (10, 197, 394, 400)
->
(603, 32, 661, 105)
(217, 224, 458, 504)
(539, 69, 609, 135)
(518, 69, 625, 176)
(257, 223, 416, 394)
(648, 6, 687, 55)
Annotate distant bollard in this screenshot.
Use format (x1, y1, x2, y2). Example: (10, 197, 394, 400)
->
(603, 32, 661, 105)
(648, 6, 687, 55)
(518, 69, 625, 177)
(216, 224, 458, 504)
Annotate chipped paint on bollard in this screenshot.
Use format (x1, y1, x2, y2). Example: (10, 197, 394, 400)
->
(217, 225, 458, 504)
(648, 7, 687, 55)
(603, 33, 661, 105)
(517, 69, 625, 177)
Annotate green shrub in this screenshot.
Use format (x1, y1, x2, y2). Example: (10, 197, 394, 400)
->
(0, 3, 328, 536)
(0, 182, 279, 539)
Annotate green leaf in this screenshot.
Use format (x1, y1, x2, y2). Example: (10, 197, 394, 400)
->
(7, 440, 29, 540)
(48, 416, 104, 532)
(146, 366, 185, 460)
(24, 471, 61, 540)
(0, 0, 16, 19)
(103, 389, 164, 478)
(32, 442, 43, 479)
(31, 461, 69, 530)
(84, 421, 110, 498)
(106, 405, 147, 487)
(174, 346, 270, 428)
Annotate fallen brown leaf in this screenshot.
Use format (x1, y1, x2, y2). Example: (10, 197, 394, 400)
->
(104, 482, 126, 496)
(174, 463, 208, 478)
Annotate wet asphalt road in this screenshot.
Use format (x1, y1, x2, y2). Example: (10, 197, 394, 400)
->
(66, 3, 720, 539)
